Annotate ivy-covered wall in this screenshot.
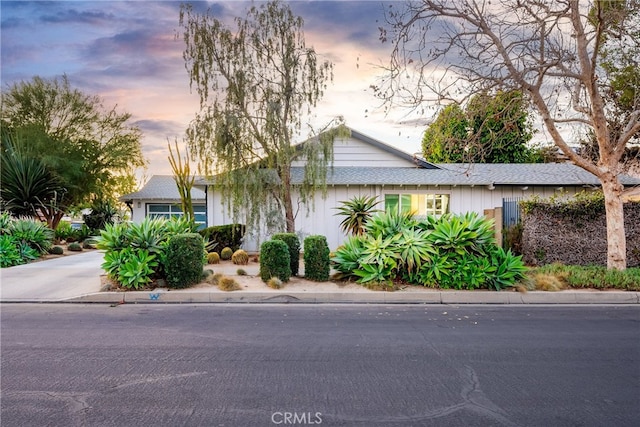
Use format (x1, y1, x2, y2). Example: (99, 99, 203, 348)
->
(521, 192, 640, 267)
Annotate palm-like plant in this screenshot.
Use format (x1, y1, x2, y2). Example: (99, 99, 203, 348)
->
(334, 196, 380, 236)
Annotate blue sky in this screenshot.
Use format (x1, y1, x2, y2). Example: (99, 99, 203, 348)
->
(1, 0, 429, 176)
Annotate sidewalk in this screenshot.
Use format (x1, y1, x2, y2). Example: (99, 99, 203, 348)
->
(1, 251, 638, 304)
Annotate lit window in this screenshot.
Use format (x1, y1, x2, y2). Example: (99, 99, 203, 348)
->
(384, 193, 449, 216)
(147, 204, 207, 228)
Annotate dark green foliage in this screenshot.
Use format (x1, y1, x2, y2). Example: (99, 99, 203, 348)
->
(259, 240, 291, 282)
(304, 235, 330, 281)
(98, 217, 195, 288)
(199, 224, 246, 252)
(49, 246, 64, 255)
(272, 232, 300, 276)
(164, 233, 205, 289)
(220, 247, 233, 260)
(332, 212, 527, 290)
(67, 242, 83, 252)
(83, 199, 118, 231)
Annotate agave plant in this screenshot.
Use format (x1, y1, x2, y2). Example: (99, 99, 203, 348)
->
(334, 195, 380, 236)
(9, 217, 54, 254)
(364, 209, 416, 240)
(331, 235, 366, 276)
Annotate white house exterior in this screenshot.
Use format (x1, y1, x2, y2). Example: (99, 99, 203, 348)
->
(120, 175, 207, 227)
(124, 129, 640, 251)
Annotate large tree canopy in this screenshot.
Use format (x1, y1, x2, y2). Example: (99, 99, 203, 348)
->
(423, 90, 538, 163)
(1, 75, 145, 228)
(179, 0, 343, 234)
(378, 0, 640, 270)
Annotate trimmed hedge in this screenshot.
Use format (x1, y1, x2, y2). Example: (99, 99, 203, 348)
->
(199, 224, 246, 252)
(304, 235, 330, 281)
(259, 240, 291, 282)
(272, 233, 300, 276)
(164, 233, 205, 289)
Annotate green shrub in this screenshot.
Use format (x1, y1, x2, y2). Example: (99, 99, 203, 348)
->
(207, 252, 220, 264)
(83, 199, 118, 232)
(117, 249, 158, 289)
(9, 218, 54, 254)
(67, 242, 83, 252)
(259, 240, 291, 282)
(0, 212, 13, 235)
(164, 233, 205, 289)
(272, 233, 300, 276)
(199, 224, 246, 252)
(55, 221, 74, 242)
(237, 268, 247, 276)
(304, 235, 330, 281)
(0, 235, 23, 267)
(49, 246, 64, 255)
(220, 247, 233, 260)
(231, 249, 249, 265)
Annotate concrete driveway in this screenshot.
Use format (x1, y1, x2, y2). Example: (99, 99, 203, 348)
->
(0, 251, 104, 302)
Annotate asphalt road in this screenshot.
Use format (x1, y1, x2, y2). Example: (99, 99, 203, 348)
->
(1, 304, 639, 426)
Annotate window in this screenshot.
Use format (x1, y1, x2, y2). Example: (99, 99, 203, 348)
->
(384, 193, 450, 216)
(147, 204, 207, 227)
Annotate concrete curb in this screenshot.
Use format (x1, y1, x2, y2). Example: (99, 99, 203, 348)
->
(49, 290, 640, 304)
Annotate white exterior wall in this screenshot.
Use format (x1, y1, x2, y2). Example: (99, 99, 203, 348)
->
(205, 184, 586, 252)
(291, 136, 416, 168)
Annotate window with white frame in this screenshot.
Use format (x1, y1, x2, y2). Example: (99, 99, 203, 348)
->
(147, 204, 207, 227)
(384, 193, 450, 216)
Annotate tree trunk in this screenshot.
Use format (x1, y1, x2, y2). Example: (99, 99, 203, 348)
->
(601, 173, 626, 270)
(280, 167, 296, 233)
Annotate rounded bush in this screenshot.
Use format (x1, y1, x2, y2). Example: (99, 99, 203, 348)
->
(207, 252, 220, 264)
(164, 233, 205, 289)
(49, 246, 64, 255)
(304, 235, 330, 281)
(272, 233, 300, 276)
(232, 249, 249, 265)
(267, 277, 283, 289)
(67, 242, 83, 252)
(259, 240, 291, 283)
(220, 247, 233, 260)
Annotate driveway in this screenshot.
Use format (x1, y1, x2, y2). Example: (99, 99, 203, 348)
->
(0, 251, 104, 302)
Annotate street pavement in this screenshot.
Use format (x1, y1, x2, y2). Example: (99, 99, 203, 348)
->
(0, 250, 638, 304)
(1, 304, 639, 426)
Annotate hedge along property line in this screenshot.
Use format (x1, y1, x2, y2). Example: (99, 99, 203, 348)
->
(521, 192, 640, 267)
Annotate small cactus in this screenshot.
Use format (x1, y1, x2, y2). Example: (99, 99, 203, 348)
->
(236, 268, 247, 276)
(67, 242, 83, 252)
(49, 246, 64, 255)
(220, 247, 233, 260)
(207, 252, 220, 264)
(232, 249, 249, 265)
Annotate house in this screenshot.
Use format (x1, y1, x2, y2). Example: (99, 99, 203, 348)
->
(124, 128, 640, 251)
(120, 175, 207, 227)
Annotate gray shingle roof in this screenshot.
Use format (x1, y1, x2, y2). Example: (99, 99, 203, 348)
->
(289, 164, 640, 186)
(120, 175, 205, 201)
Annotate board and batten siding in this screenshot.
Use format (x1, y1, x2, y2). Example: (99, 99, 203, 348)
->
(291, 136, 417, 168)
(205, 184, 584, 252)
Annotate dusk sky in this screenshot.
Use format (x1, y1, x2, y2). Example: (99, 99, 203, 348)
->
(1, 0, 431, 178)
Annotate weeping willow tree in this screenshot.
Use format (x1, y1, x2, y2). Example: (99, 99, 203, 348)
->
(179, 0, 345, 234)
(167, 139, 194, 222)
